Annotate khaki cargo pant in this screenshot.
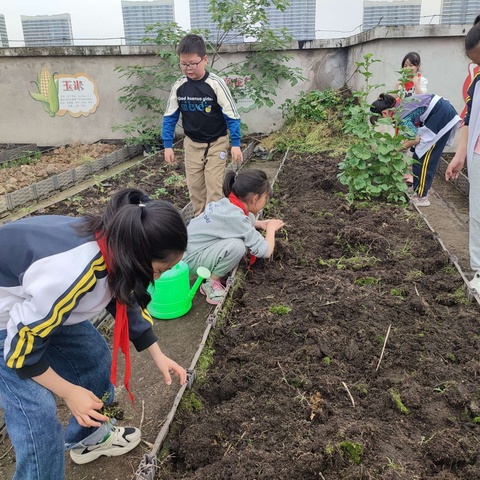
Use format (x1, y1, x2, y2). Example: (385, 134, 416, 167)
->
(184, 135, 229, 216)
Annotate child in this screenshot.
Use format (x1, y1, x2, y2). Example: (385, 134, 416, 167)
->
(393, 51, 428, 98)
(371, 93, 461, 207)
(0, 188, 187, 478)
(184, 169, 285, 305)
(162, 33, 243, 217)
(446, 15, 480, 291)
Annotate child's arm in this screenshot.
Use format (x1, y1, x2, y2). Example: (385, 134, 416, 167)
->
(162, 82, 182, 165)
(402, 135, 420, 150)
(412, 74, 427, 94)
(446, 126, 468, 180)
(262, 219, 285, 258)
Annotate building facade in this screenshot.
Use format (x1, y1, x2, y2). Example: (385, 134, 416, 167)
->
(21, 13, 73, 47)
(188, 0, 240, 44)
(266, 0, 316, 40)
(441, 0, 480, 24)
(0, 14, 8, 47)
(121, 0, 175, 45)
(363, 0, 422, 30)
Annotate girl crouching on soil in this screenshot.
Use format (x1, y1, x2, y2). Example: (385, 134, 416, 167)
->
(371, 93, 461, 207)
(0, 188, 187, 479)
(184, 169, 285, 305)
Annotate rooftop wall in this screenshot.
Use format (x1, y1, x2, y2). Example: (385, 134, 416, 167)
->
(0, 25, 472, 146)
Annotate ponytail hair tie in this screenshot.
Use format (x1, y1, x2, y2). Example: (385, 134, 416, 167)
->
(138, 203, 146, 208)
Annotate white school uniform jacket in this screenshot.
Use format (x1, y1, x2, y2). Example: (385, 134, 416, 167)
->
(0, 215, 156, 379)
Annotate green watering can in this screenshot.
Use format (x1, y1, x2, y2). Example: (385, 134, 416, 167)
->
(147, 260, 211, 320)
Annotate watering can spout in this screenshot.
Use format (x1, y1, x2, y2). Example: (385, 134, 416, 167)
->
(187, 266, 211, 302)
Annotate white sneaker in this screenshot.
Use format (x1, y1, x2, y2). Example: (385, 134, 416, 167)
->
(70, 426, 141, 464)
(410, 193, 430, 207)
(470, 272, 480, 292)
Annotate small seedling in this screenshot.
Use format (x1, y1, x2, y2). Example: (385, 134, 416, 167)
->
(389, 388, 409, 414)
(390, 287, 405, 298)
(354, 276, 380, 286)
(339, 441, 363, 464)
(269, 305, 292, 315)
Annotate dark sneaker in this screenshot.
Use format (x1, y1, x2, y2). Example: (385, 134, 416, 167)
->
(200, 279, 226, 305)
(70, 426, 141, 464)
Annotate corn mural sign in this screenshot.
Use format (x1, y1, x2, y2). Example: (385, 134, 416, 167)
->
(29, 68, 99, 117)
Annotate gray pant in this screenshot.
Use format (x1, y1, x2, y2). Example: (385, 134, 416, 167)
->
(185, 238, 246, 277)
(469, 153, 480, 271)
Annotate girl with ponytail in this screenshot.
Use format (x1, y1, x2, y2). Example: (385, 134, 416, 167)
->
(0, 188, 188, 477)
(371, 91, 461, 206)
(184, 169, 285, 305)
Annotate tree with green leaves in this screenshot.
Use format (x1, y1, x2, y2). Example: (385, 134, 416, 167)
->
(113, 0, 304, 149)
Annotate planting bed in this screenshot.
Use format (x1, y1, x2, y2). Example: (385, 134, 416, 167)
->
(0, 143, 120, 193)
(158, 152, 480, 479)
(28, 152, 189, 216)
(2, 148, 480, 480)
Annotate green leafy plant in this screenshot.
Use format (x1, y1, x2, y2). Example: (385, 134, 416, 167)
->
(114, 0, 304, 148)
(269, 305, 292, 315)
(338, 53, 412, 204)
(339, 441, 364, 464)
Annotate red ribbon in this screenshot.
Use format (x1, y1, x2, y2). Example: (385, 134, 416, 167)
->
(228, 193, 257, 269)
(96, 233, 134, 404)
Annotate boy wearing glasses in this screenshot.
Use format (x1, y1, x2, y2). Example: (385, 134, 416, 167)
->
(162, 34, 243, 216)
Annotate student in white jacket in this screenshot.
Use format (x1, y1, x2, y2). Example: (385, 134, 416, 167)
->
(446, 15, 480, 292)
(0, 188, 187, 478)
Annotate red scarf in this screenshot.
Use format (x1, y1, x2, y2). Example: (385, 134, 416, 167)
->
(96, 233, 134, 404)
(403, 73, 422, 94)
(228, 193, 257, 269)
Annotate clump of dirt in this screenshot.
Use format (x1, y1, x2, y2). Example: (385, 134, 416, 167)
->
(158, 152, 480, 479)
(0, 142, 120, 194)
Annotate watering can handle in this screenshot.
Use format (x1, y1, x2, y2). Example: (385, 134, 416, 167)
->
(187, 267, 211, 301)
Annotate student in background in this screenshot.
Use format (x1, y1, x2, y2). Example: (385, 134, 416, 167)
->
(393, 51, 428, 98)
(371, 93, 461, 207)
(446, 15, 480, 292)
(162, 34, 243, 217)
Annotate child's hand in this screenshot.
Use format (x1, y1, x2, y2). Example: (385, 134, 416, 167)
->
(231, 146, 243, 163)
(63, 385, 109, 428)
(445, 155, 465, 181)
(164, 148, 176, 165)
(266, 219, 285, 232)
(147, 343, 187, 385)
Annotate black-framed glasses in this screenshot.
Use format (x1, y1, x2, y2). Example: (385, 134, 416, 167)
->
(178, 59, 204, 69)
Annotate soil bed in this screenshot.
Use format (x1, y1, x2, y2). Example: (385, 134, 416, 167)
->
(0, 142, 121, 194)
(30, 152, 189, 216)
(158, 152, 480, 479)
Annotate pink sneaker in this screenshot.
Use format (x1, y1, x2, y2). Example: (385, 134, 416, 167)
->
(200, 279, 226, 305)
(410, 193, 430, 207)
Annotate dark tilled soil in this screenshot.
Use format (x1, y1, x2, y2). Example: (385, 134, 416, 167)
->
(157, 152, 480, 479)
(31, 152, 189, 216)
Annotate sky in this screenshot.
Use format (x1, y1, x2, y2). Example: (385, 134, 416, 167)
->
(1, 0, 371, 46)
